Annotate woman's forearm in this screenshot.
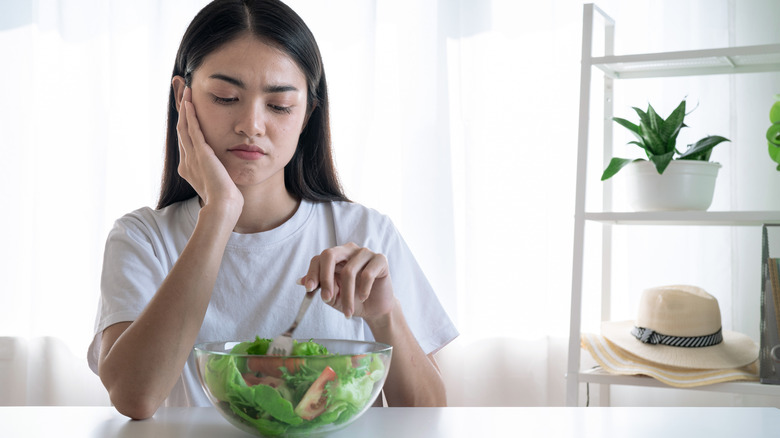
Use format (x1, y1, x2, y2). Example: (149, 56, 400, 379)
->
(98, 204, 237, 419)
(366, 299, 447, 407)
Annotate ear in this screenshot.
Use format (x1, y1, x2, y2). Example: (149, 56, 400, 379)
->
(172, 76, 187, 112)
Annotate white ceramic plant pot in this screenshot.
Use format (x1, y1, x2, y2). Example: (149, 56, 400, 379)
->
(622, 160, 721, 211)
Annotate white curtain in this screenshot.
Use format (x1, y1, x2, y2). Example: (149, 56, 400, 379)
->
(0, 0, 205, 405)
(1, 0, 778, 407)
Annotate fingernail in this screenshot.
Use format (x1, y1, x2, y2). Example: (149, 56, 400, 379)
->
(305, 280, 316, 292)
(296, 277, 304, 286)
(345, 309, 352, 319)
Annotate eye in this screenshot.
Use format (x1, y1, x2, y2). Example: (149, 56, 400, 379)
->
(269, 104, 293, 115)
(211, 95, 238, 105)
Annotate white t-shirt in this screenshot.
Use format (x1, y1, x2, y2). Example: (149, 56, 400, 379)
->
(88, 197, 458, 407)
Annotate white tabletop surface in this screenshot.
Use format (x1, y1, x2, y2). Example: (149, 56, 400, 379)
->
(2, 406, 780, 437)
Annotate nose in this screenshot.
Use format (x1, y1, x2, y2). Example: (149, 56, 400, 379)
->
(235, 101, 266, 138)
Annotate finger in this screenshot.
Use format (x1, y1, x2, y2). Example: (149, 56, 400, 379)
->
(300, 258, 321, 293)
(177, 114, 187, 164)
(356, 253, 388, 303)
(184, 99, 208, 152)
(317, 249, 338, 305)
(317, 244, 359, 309)
(176, 88, 192, 154)
(339, 248, 375, 317)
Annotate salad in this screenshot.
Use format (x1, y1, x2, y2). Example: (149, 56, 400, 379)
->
(201, 337, 387, 437)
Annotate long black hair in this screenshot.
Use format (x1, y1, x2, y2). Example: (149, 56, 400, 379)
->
(157, 0, 348, 209)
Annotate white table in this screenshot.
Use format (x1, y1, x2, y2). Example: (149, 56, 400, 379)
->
(2, 406, 779, 437)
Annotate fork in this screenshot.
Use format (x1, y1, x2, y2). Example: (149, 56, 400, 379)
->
(268, 287, 319, 356)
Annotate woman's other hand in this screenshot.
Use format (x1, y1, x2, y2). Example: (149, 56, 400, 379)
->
(300, 243, 447, 407)
(300, 243, 396, 322)
(177, 85, 244, 215)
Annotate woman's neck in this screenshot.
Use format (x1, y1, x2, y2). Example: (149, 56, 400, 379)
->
(231, 185, 300, 234)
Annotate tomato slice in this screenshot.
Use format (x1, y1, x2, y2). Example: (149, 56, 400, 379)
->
(242, 374, 284, 387)
(247, 357, 303, 377)
(242, 373, 263, 386)
(294, 366, 337, 420)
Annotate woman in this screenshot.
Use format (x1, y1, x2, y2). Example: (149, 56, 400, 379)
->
(87, 0, 457, 420)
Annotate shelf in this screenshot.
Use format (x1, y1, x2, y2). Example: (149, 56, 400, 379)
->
(591, 44, 780, 79)
(580, 368, 780, 397)
(584, 211, 780, 226)
(567, 3, 780, 407)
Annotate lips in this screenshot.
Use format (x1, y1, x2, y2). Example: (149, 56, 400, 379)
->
(228, 144, 266, 160)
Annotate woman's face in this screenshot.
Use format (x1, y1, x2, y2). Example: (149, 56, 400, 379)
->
(178, 34, 309, 191)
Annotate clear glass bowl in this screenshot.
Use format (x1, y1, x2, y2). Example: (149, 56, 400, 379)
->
(194, 339, 392, 437)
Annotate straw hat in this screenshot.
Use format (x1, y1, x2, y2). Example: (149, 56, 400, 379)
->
(600, 285, 758, 370)
(580, 332, 758, 387)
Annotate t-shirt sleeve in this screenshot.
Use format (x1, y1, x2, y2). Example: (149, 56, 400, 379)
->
(87, 215, 169, 374)
(374, 215, 459, 355)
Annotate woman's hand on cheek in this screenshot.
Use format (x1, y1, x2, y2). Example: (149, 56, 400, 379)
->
(300, 243, 396, 322)
(177, 87, 244, 215)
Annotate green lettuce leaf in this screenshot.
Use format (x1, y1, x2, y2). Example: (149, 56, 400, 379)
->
(326, 375, 373, 410)
(243, 337, 272, 355)
(292, 340, 329, 356)
(281, 362, 321, 404)
(230, 404, 288, 436)
(322, 353, 385, 424)
(204, 355, 244, 402)
(246, 384, 302, 425)
(206, 339, 383, 435)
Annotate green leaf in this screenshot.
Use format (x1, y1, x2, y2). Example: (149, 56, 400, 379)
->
(326, 374, 373, 411)
(613, 117, 642, 139)
(204, 355, 245, 402)
(251, 384, 303, 425)
(770, 100, 780, 124)
(600, 157, 638, 181)
(292, 340, 329, 356)
(638, 118, 664, 156)
(318, 356, 356, 377)
(244, 337, 272, 355)
(660, 100, 686, 152)
(677, 135, 731, 161)
(632, 106, 649, 121)
(649, 151, 675, 174)
(319, 401, 351, 425)
(281, 362, 322, 404)
(230, 404, 288, 436)
(768, 141, 780, 165)
(646, 104, 664, 139)
(633, 107, 655, 155)
(625, 141, 649, 155)
(631, 106, 651, 138)
(767, 123, 780, 146)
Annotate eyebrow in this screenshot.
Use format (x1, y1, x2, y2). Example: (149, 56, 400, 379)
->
(208, 73, 300, 93)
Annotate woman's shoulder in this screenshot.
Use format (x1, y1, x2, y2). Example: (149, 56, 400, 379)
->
(308, 200, 398, 247)
(112, 197, 198, 237)
(319, 200, 393, 228)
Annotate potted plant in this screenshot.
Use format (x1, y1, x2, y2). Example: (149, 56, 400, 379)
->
(601, 99, 730, 211)
(767, 95, 780, 170)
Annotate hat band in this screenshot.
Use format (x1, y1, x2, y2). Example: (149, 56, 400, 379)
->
(631, 326, 723, 348)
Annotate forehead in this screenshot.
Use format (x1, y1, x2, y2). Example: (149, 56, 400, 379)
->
(195, 34, 306, 88)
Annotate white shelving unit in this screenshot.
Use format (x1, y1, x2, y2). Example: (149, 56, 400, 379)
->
(566, 4, 780, 407)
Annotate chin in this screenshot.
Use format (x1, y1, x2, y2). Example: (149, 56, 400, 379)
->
(232, 169, 281, 189)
